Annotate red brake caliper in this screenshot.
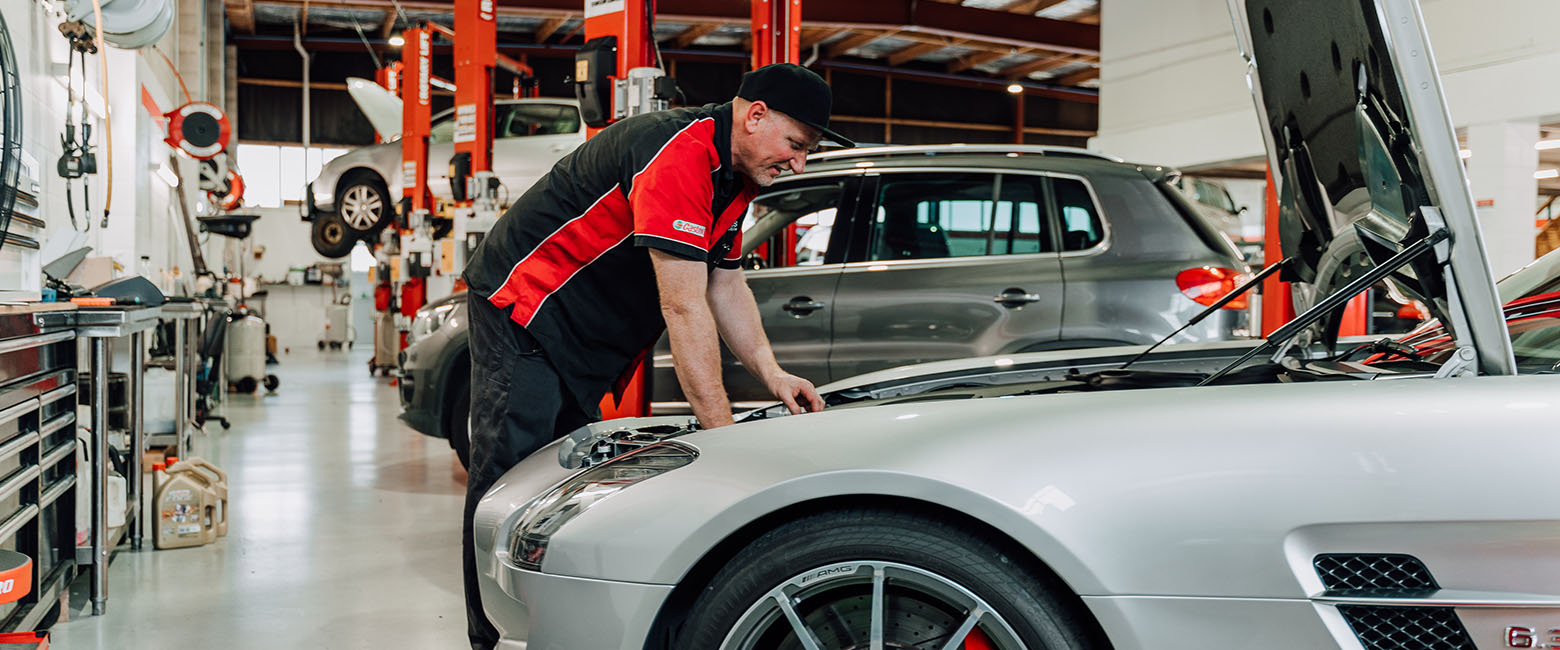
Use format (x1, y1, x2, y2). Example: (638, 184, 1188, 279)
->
(963, 627, 995, 650)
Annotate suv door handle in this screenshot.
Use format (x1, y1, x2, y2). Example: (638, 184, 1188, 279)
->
(782, 297, 826, 316)
(993, 289, 1042, 307)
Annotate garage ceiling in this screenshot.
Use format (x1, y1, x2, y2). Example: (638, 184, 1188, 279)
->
(226, 0, 1102, 89)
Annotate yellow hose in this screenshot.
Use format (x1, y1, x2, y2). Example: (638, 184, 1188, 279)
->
(89, 0, 111, 223)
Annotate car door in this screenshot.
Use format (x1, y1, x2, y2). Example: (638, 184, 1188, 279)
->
(650, 175, 862, 406)
(827, 170, 1065, 380)
(491, 102, 585, 196)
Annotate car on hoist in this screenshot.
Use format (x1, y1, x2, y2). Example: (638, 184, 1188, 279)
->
(397, 142, 1255, 466)
(305, 91, 585, 258)
(469, 2, 1560, 649)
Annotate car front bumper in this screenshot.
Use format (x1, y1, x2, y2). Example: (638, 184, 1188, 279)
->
(396, 356, 443, 439)
(482, 563, 673, 650)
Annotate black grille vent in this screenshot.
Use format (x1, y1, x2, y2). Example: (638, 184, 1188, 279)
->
(1337, 605, 1476, 650)
(1314, 554, 1438, 595)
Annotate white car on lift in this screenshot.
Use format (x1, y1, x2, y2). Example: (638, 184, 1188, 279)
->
(304, 79, 585, 257)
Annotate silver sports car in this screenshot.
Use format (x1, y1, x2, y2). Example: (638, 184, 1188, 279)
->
(472, 1, 1560, 649)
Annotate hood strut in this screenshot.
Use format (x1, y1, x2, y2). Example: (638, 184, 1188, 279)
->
(1201, 225, 1450, 385)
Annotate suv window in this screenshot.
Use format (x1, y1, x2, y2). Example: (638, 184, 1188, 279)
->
(995, 175, 1055, 255)
(742, 183, 844, 268)
(1053, 177, 1104, 251)
(429, 112, 455, 144)
(500, 103, 581, 138)
(870, 174, 997, 261)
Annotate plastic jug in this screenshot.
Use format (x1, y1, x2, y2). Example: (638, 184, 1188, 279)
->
(153, 459, 223, 549)
(170, 458, 228, 538)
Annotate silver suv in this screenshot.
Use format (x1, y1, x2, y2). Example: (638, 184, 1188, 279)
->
(399, 144, 1251, 462)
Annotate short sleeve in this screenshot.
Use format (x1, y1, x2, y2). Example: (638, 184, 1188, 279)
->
(627, 121, 719, 261)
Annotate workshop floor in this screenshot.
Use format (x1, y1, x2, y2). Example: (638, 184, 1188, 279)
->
(49, 349, 468, 649)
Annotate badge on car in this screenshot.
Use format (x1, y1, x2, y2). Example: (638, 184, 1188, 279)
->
(1507, 626, 1560, 648)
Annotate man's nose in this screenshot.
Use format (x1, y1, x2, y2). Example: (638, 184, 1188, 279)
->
(789, 152, 806, 174)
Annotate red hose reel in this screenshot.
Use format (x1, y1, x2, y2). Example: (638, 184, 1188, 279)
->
(163, 102, 231, 160)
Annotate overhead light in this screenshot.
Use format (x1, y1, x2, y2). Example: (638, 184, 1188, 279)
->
(1458, 149, 1471, 159)
(1006, 83, 1023, 94)
(1536, 139, 1560, 151)
(1535, 169, 1558, 180)
(388, 35, 405, 47)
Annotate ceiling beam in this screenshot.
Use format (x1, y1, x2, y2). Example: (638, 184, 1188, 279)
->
(886, 40, 947, 66)
(534, 16, 566, 42)
(1000, 0, 1070, 15)
(1052, 65, 1099, 86)
(824, 30, 888, 58)
(946, 48, 1013, 73)
(226, 0, 256, 34)
(378, 10, 396, 38)
(799, 27, 845, 49)
(250, 0, 1099, 56)
(670, 23, 720, 48)
(1001, 53, 1079, 79)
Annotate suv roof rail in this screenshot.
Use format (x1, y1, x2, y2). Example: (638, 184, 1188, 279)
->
(809, 144, 1125, 164)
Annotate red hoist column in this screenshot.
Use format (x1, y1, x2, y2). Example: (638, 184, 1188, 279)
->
(752, 0, 802, 266)
(1259, 166, 1369, 337)
(589, 0, 660, 419)
(400, 26, 433, 219)
(453, 0, 496, 182)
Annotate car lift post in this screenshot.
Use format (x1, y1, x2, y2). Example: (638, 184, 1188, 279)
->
(583, 0, 665, 419)
(389, 24, 441, 351)
(1259, 166, 1370, 337)
(752, 0, 802, 267)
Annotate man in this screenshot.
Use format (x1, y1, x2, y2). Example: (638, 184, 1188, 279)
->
(459, 63, 854, 649)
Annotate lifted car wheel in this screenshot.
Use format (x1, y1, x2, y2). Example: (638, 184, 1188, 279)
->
(677, 510, 1099, 650)
(336, 173, 393, 236)
(310, 212, 356, 259)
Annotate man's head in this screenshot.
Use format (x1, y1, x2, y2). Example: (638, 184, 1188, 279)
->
(729, 63, 854, 188)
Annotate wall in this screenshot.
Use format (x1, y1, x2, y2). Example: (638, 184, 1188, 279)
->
(1092, 0, 1560, 167)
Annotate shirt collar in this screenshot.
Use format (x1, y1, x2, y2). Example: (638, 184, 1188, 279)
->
(712, 102, 737, 184)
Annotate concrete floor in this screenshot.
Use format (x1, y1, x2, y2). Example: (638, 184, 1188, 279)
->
(50, 349, 468, 649)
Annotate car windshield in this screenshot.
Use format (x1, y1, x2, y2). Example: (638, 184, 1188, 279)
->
(1394, 249, 1560, 373)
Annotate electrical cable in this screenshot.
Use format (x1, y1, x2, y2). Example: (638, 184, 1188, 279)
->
(89, 0, 111, 229)
(149, 47, 192, 103)
(0, 10, 21, 251)
(348, 11, 382, 69)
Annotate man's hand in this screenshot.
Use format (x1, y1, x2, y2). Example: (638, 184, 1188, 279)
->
(765, 370, 825, 415)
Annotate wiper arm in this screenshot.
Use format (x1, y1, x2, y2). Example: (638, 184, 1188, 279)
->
(1119, 257, 1289, 370)
(1199, 227, 1450, 386)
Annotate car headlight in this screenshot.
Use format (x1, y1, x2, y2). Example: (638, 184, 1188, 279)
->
(509, 441, 697, 571)
(407, 303, 455, 345)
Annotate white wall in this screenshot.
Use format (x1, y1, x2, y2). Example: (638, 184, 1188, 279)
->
(1093, 0, 1560, 167)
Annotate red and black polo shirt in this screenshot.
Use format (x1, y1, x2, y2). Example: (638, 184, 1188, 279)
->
(464, 102, 757, 404)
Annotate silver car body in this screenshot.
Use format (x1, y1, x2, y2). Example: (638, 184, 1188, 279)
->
(474, 2, 1548, 648)
(309, 98, 584, 212)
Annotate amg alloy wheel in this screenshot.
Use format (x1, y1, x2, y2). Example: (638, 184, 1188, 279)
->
(677, 510, 1098, 650)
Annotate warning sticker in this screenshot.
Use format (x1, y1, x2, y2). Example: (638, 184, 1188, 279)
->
(585, 0, 626, 18)
(454, 104, 477, 144)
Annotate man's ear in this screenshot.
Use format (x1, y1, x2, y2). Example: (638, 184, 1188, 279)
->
(743, 100, 769, 133)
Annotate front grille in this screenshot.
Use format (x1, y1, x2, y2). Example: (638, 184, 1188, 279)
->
(1314, 554, 1438, 595)
(1337, 605, 1476, 650)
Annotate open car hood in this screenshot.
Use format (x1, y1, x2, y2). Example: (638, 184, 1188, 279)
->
(346, 77, 403, 142)
(1228, 0, 1515, 374)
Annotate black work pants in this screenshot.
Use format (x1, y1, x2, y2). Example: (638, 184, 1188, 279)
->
(463, 295, 593, 650)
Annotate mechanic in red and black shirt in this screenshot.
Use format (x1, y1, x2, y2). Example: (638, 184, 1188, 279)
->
(460, 63, 853, 650)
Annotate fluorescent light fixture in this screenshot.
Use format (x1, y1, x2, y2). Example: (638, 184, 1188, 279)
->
(388, 35, 405, 47)
(1458, 149, 1471, 159)
(1535, 169, 1558, 180)
(1006, 83, 1023, 94)
(1536, 139, 1560, 151)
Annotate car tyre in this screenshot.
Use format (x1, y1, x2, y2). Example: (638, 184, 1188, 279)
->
(310, 212, 357, 259)
(335, 173, 393, 236)
(447, 379, 470, 469)
(676, 509, 1099, 650)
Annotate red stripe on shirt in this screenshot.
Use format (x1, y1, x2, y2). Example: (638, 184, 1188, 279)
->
(489, 188, 633, 326)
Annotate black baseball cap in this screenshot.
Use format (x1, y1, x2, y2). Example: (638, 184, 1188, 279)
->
(737, 63, 855, 148)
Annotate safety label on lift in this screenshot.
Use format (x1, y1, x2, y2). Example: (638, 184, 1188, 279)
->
(454, 104, 477, 144)
(403, 161, 418, 188)
(585, 0, 626, 18)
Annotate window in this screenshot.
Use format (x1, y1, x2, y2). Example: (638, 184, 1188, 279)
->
(870, 174, 997, 261)
(1053, 177, 1104, 251)
(500, 103, 581, 138)
(742, 183, 843, 268)
(235, 144, 349, 208)
(993, 175, 1053, 255)
(1194, 179, 1236, 213)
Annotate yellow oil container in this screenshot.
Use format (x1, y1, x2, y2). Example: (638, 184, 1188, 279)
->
(153, 458, 228, 549)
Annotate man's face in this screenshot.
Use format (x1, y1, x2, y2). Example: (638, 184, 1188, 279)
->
(734, 103, 822, 188)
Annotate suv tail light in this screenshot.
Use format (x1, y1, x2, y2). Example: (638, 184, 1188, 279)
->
(1176, 267, 1250, 310)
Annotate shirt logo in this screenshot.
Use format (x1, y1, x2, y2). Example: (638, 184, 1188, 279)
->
(672, 220, 707, 237)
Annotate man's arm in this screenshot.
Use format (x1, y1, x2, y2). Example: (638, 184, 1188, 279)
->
(707, 267, 825, 415)
(650, 249, 736, 428)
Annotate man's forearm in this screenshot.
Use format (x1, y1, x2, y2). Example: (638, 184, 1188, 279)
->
(708, 269, 782, 382)
(662, 302, 735, 427)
